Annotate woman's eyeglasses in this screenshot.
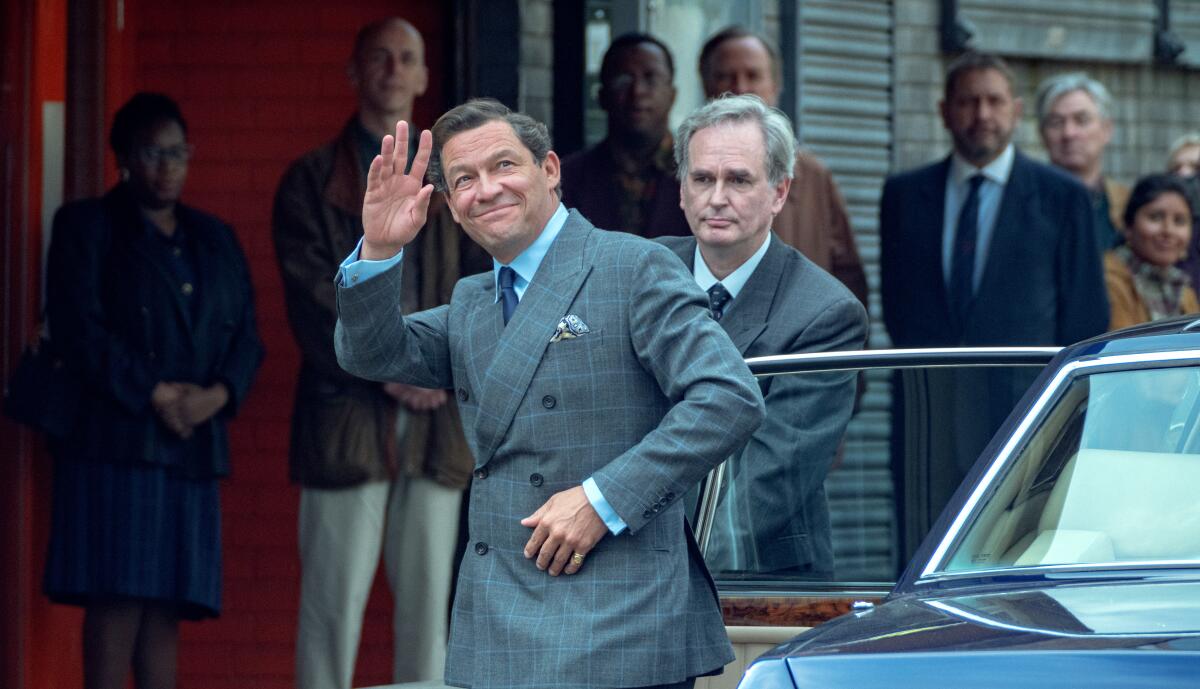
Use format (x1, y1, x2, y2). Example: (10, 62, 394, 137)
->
(135, 144, 194, 166)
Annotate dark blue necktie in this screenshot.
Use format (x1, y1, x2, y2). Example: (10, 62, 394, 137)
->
(707, 283, 732, 321)
(498, 266, 519, 325)
(949, 175, 985, 323)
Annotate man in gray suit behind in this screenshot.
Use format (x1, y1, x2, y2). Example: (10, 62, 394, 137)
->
(333, 98, 765, 689)
(660, 95, 868, 577)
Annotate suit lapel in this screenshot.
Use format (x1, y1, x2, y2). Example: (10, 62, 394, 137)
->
(720, 236, 785, 354)
(460, 278, 505, 398)
(922, 157, 953, 319)
(472, 211, 594, 466)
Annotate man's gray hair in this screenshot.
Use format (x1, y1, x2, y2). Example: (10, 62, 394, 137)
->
(674, 94, 797, 186)
(1035, 72, 1113, 125)
(1169, 131, 1200, 159)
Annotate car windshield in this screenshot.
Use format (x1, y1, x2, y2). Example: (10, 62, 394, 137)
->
(942, 364, 1200, 573)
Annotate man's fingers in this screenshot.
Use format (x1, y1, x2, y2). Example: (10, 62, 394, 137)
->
(546, 542, 574, 576)
(409, 129, 433, 183)
(379, 134, 396, 177)
(523, 520, 547, 559)
(536, 534, 565, 572)
(393, 120, 410, 174)
(562, 549, 586, 576)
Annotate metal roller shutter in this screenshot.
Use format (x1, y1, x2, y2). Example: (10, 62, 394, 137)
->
(791, 0, 898, 581)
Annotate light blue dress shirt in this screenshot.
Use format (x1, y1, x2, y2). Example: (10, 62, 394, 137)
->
(692, 232, 772, 298)
(336, 205, 640, 532)
(941, 143, 1015, 292)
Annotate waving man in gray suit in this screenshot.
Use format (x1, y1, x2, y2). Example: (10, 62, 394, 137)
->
(333, 98, 764, 689)
(660, 95, 868, 577)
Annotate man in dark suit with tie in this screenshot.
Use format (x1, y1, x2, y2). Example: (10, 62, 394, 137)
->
(879, 52, 1108, 530)
(333, 99, 765, 689)
(659, 94, 868, 577)
(880, 52, 1108, 349)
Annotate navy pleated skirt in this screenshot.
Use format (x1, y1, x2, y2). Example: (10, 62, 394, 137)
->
(43, 458, 222, 620)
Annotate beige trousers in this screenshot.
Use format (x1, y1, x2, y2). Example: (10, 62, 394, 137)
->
(296, 474, 463, 689)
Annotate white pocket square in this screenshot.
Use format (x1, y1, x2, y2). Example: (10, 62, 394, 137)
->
(550, 314, 592, 343)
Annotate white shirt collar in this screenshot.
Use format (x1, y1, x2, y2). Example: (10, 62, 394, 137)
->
(950, 142, 1015, 187)
(693, 233, 772, 299)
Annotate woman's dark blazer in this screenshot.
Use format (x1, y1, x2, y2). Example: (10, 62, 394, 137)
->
(46, 185, 263, 478)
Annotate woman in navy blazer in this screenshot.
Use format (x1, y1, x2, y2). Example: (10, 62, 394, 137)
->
(42, 93, 262, 689)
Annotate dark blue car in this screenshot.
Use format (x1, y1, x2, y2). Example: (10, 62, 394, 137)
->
(697, 318, 1200, 689)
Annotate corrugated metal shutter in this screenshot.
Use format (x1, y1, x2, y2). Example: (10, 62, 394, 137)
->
(956, 0, 1158, 62)
(1176, 0, 1200, 68)
(792, 0, 897, 581)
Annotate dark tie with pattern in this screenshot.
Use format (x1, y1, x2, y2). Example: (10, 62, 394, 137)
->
(949, 174, 985, 323)
(707, 283, 732, 321)
(499, 266, 519, 325)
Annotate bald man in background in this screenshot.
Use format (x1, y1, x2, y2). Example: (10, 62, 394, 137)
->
(273, 17, 481, 688)
(699, 26, 868, 307)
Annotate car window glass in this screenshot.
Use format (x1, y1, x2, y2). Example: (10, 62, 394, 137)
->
(942, 365, 1200, 573)
(696, 362, 1045, 588)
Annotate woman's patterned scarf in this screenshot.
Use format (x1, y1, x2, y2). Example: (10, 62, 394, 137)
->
(1116, 243, 1192, 320)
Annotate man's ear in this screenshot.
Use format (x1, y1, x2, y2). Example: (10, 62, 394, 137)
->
(542, 150, 561, 191)
(771, 177, 791, 215)
(413, 64, 429, 98)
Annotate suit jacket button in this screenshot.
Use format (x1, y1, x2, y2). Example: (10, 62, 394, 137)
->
(643, 510, 653, 519)
(665, 492, 675, 501)
(529, 473, 544, 487)
(474, 542, 488, 555)
(458, 388, 469, 402)
(652, 504, 661, 513)
(541, 395, 556, 409)
(474, 468, 488, 480)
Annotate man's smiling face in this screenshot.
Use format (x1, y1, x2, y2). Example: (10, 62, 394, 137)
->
(441, 120, 562, 264)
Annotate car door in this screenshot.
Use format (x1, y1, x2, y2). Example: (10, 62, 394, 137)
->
(690, 347, 1059, 689)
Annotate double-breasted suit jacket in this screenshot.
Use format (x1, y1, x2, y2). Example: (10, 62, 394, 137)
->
(659, 235, 868, 575)
(880, 150, 1108, 348)
(335, 209, 765, 689)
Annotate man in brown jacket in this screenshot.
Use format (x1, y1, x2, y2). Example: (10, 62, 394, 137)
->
(271, 17, 484, 689)
(699, 26, 868, 308)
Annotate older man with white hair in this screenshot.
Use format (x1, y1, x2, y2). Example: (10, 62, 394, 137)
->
(1036, 72, 1128, 256)
(659, 95, 868, 577)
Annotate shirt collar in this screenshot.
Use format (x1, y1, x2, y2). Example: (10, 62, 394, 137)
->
(950, 142, 1015, 187)
(692, 233, 772, 299)
(493, 203, 569, 300)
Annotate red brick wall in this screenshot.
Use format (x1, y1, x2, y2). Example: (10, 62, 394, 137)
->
(125, 2, 450, 687)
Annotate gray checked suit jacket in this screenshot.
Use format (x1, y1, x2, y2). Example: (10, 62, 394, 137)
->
(659, 235, 868, 575)
(335, 209, 765, 689)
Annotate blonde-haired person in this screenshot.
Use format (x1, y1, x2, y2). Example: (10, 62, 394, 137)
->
(1106, 174, 1200, 330)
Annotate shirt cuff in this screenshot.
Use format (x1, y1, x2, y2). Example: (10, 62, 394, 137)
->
(337, 237, 404, 286)
(583, 477, 628, 535)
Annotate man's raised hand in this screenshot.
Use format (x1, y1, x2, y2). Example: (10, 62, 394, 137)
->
(361, 121, 435, 260)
